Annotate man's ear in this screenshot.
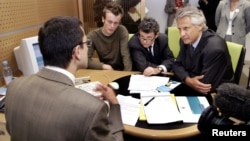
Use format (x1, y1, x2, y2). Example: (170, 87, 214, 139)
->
(73, 46, 81, 60)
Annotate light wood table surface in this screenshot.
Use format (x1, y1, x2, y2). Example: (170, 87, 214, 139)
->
(0, 69, 200, 140)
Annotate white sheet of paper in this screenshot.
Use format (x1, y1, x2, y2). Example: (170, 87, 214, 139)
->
(141, 92, 182, 124)
(116, 94, 140, 126)
(175, 96, 210, 123)
(128, 75, 170, 91)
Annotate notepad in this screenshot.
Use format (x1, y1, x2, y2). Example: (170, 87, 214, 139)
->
(141, 92, 182, 124)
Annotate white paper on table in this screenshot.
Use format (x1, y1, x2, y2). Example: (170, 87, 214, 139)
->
(141, 91, 182, 124)
(175, 96, 210, 123)
(116, 94, 140, 126)
(128, 75, 170, 91)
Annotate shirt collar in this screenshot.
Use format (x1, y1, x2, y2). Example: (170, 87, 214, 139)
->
(192, 33, 202, 49)
(45, 66, 75, 84)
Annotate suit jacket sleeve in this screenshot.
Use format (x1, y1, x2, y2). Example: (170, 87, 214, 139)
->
(156, 34, 175, 71)
(172, 42, 189, 82)
(86, 104, 124, 141)
(173, 32, 233, 91)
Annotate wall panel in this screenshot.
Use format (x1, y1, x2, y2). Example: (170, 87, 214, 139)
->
(0, 0, 78, 86)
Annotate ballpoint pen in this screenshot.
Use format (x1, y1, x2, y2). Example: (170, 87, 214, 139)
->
(144, 97, 155, 106)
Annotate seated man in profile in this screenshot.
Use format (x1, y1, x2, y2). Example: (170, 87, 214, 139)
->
(87, 1, 132, 71)
(172, 6, 234, 97)
(128, 17, 175, 76)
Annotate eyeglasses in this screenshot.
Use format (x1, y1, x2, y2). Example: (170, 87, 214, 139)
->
(138, 35, 155, 42)
(79, 39, 92, 47)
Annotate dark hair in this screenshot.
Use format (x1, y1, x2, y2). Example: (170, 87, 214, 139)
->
(138, 17, 159, 35)
(102, 1, 124, 18)
(93, 0, 112, 27)
(38, 16, 83, 68)
(118, 0, 141, 11)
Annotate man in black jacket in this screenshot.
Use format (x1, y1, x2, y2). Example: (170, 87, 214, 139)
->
(172, 6, 234, 96)
(128, 17, 175, 76)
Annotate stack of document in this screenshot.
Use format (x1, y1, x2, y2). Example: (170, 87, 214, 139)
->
(140, 91, 183, 124)
(127, 74, 183, 124)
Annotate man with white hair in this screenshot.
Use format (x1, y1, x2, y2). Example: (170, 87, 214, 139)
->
(172, 6, 234, 97)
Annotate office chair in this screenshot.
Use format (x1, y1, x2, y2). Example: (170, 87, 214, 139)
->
(167, 26, 180, 58)
(226, 41, 246, 84)
(128, 34, 134, 40)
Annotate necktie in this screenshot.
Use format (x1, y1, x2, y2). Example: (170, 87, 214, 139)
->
(190, 45, 195, 57)
(147, 46, 154, 62)
(148, 46, 153, 60)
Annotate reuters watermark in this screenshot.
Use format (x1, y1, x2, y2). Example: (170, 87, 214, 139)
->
(212, 129, 247, 136)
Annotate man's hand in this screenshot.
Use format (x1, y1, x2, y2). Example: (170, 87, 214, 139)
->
(95, 83, 118, 104)
(185, 75, 212, 94)
(102, 64, 113, 70)
(143, 67, 161, 76)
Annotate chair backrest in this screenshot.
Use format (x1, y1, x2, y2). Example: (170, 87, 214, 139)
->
(128, 34, 134, 40)
(226, 41, 246, 84)
(167, 26, 180, 58)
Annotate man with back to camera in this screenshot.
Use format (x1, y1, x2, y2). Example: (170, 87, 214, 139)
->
(5, 16, 124, 141)
(171, 6, 234, 97)
(87, 1, 132, 71)
(128, 17, 175, 76)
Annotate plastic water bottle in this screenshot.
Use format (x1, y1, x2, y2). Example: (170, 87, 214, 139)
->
(2, 60, 13, 85)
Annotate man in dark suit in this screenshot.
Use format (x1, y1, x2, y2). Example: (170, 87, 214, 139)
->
(128, 17, 175, 76)
(5, 16, 124, 141)
(172, 6, 234, 96)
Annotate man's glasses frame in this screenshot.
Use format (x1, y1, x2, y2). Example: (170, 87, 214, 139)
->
(79, 39, 92, 47)
(138, 35, 156, 42)
(73, 39, 92, 54)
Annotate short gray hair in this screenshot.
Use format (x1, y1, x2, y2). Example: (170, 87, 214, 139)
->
(176, 6, 208, 31)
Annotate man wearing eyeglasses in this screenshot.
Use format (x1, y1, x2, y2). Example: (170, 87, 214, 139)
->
(128, 17, 175, 76)
(87, 1, 132, 71)
(5, 16, 124, 141)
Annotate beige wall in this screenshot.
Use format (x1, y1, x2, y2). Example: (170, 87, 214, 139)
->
(0, 0, 79, 86)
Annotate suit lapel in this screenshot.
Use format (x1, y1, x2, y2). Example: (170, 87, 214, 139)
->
(232, 1, 243, 20)
(224, 1, 231, 22)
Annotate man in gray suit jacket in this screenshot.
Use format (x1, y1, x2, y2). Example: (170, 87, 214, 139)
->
(5, 16, 124, 141)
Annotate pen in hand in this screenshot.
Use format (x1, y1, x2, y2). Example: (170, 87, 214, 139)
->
(144, 97, 155, 106)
